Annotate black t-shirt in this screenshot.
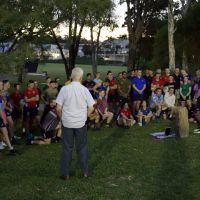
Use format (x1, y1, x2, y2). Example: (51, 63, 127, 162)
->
(82, 80, 96, 97)
(143, 75, 153, 88)
(173, 74, 181, 90)
(187, 105, 196, 118)
(164, 82, 176, 92)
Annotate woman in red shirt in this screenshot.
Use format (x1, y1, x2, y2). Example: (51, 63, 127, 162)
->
(117, 103, 135, 128)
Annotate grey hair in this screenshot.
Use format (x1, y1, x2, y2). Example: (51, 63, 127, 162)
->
(71, 67, 84, 80)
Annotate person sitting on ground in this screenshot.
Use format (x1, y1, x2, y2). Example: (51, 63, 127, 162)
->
(163, 87, 176, 119)
(137, 100, 153, 126)
(117, 102, 135, 128)
(88, 100, 101, 130)
(187, 100, 197, 123)
(32, 99, 61, 145)
(41, 80, 58, 124)
(194, 89, 200, 133)
(97, 89, 113, 128)
(94, 81, 109, 99)
(150, 88, 164, 122)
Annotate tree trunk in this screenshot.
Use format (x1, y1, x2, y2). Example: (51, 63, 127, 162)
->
(69, 44, 76, 75)
(168, 0, 176, 71)
(68, 21, 85, 74)
(18, 66, 23, 83)
(128, 42, 136, 72)
(90, 27, 97, 76)
(182, 48, 188, 69)
(51, 30, 70, 79)
(181, 0, 191, 69)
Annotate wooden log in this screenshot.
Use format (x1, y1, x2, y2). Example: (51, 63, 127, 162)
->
(175, 106, 189, 138)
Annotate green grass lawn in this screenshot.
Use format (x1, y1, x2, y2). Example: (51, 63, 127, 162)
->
(25, 63, 126, 84)
(1, 63, 200, 199)
(0, 121, 199, 200)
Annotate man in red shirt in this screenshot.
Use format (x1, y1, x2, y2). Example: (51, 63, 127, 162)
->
(11, 83, 23, 121)
(107, 71, 118, 113)
(161, 68, 172, 85)
(151, 72, 164, 91)
(23, 80, 40, 142)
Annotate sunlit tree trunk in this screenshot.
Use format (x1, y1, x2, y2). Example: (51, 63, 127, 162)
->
(168, 0, 176, 71)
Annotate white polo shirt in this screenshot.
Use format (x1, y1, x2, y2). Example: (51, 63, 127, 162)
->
(56, 81, 95, 128)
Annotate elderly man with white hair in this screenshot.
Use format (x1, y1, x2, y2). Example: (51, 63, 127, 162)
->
(56, 67, 95, 180)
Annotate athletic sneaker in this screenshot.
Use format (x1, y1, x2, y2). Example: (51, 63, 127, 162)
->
(2, 142, 7, 147)
(13, 135, 21, 140)
(138, 122, 142, 127)
(105, 124, 111, 128)
(0, 142, 5, 150)
(194, 130, 200, 134)
(9, 149, 17, 155)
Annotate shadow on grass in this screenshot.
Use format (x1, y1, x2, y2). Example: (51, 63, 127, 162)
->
(149, 138, 193, 200)
(89, 126, 128, 173)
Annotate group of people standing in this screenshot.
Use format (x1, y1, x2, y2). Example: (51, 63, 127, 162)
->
(0, 66, 200, 179)
(0, 77, 62, 154)
(84, 68, 200, 129)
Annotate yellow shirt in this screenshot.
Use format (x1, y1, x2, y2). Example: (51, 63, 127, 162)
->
(65, 80, 71, 85)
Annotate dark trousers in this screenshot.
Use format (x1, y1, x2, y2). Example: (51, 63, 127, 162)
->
(61, 125, 89, 176)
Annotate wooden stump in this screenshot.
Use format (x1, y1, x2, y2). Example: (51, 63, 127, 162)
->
(175, 106, 189, 138)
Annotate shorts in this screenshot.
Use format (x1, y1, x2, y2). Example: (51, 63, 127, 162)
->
(12, 108, 22, 120)
(89, 113, 100, 121)
(23, 106, 39, 119)
(118, 96, 130, 104)
(161, 108, 169, 114)
(5, 110, 12, 117)
(0, 118, 6, 128)
(150, 107, 157, 113)
(132, 93, 144, 101)
(107, 94, 118, 103)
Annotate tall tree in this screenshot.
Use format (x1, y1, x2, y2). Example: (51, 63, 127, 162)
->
(168, 0, 176, 71)
(120, 0, 167, 72)
(179, 0, 195, 68)
(87, 0, 116, 76)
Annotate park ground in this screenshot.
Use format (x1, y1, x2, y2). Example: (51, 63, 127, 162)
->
(0, 64, 200, 200)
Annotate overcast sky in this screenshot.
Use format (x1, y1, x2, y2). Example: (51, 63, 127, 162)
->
(59, 0, 128, 41)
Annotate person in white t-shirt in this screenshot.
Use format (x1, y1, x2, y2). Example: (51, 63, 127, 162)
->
(56, 67, 95, 180)
(163, 87, 176, 119)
